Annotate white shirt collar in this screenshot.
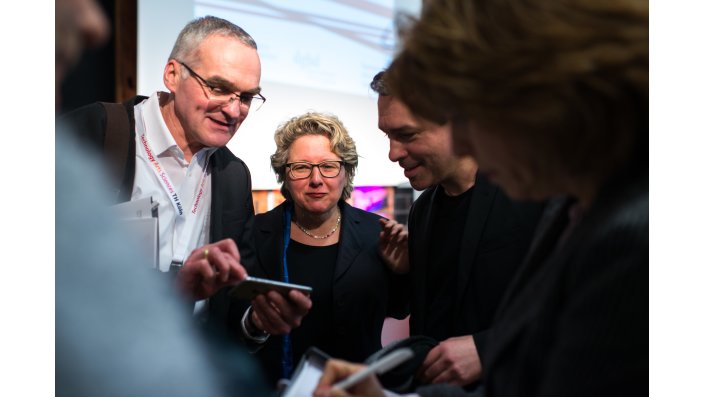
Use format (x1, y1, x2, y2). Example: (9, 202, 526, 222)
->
(140, 92, 217, 163)
(141, 92, 182, 159)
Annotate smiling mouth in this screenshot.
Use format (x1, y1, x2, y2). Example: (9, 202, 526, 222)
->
(403, 164, 420, 177)
(208, 117, 235, 127)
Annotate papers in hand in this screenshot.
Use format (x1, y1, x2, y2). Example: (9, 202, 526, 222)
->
(279, 346, 414, 396)
(112, 197, 159, 268)
(281, 347, 329, 397)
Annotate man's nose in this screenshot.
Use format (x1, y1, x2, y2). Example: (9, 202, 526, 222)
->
(388, 139, 406, 163)
(220, 98, 243, 120)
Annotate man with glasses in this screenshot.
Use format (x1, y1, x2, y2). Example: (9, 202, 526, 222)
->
(63, 16, 311, 336)
(56, 5, 269, 396)
(373, 71, 544, 392)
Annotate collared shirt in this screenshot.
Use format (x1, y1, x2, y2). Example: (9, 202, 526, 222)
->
(132, 92, 215, 273)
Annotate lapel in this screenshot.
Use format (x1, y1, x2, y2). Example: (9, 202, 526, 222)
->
(453, 176, 497, 319)
(333, 203, 363, 281)
(495, 197, 572, 318)
(253, 203, 286, 279)
(484, 197, 572, 366)
(208, 150, 222, 242)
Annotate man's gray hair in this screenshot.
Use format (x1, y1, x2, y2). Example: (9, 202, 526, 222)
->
(169, 16, 257, 64)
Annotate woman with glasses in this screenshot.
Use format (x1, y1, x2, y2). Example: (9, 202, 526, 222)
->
(237, 112, 409, 386)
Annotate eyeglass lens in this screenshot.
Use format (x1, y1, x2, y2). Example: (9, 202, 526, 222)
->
(289, 161, 342, 179)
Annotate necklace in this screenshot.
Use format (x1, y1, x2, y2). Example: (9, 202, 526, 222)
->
(295, 214, 341, 239)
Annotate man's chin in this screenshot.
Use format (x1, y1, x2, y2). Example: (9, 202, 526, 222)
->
(408, 177, 431, 192)
(203, 130, 236, 148)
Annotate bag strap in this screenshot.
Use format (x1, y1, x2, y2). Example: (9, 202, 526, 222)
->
(99, 102, 131, 199)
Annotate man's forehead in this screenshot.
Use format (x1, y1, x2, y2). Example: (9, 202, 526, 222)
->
(196, 37, 261, 89)
(378, 96, 444, 130)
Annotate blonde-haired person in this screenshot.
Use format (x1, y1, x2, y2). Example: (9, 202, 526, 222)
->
(315, 0, 648, 396)
(239, 112, 409, 386)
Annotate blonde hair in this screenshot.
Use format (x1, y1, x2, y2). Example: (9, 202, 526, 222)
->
(271, 112, 358, 201)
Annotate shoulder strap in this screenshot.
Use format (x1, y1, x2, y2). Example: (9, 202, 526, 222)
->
(99, 102, 132, 201)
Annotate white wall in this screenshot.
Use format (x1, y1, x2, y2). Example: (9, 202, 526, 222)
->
(138, 0, 422, 189)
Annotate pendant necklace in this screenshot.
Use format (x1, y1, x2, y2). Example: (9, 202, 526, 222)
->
(295, 214, 341, 239)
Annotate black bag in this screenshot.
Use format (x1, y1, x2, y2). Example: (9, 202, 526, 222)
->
(363, 335, 438, 393)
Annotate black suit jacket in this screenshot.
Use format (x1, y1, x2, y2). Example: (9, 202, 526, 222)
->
(61, 96, 256, 329)
(416, 173, 648, 397)
(407, 175, 543, 360)
(235, 201, 409, 385)
(477, 174, 648, 397)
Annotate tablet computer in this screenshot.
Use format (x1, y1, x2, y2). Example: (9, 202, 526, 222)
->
(230, 276, 313, 300)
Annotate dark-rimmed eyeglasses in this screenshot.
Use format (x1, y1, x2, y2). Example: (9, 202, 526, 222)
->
(286, 161, 346, 180)
(178, 61, 266, 111)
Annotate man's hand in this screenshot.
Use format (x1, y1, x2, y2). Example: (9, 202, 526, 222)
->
(250, 289, 312, 335)
(378, 218, 410, 274)
(313, 359, 386, 397)
(176, 238, 247, 301)
(417, 335, 482, 386)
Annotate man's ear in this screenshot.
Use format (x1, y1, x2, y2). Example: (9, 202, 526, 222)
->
(163, 59, 180, 92)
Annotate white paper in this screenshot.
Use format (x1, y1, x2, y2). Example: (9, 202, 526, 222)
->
(282, 359, 324, 397)
(112, 197, 159, 268)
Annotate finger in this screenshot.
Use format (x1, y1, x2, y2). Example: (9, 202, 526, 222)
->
(419, 346, 443, 381)
(390, 223, 407, 240)
(249, 307, 265, 330)
(287, 289, 314, 311)
(212, 238, 241, 262)
(208, 246, 247, 284)
(314, 360, 366, 397)
(251, 303, 277, 332)
(205, 246, 230, 283)
(251, 296, 285, 333)
(430, 370, 454, 385)
(422, 359, 447, 384)
(183, 246, 216, 281)
(252, 300, 289, 335)
(188, 258, 216, 280)
(266, 291, 306, 328)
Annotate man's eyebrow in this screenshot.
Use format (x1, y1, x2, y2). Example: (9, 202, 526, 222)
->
(386, 126, 419, 135)
(205, 75, 261, 94)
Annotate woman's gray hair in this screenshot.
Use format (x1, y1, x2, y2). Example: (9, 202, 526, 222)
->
(271, 112, 359, 201)
(169, 15, 257, 68)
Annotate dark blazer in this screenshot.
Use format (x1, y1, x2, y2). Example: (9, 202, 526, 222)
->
(60, 97, 257, 328)
(407, 174, 543, 360)
(236, 201, 409, 385)
(477, 174, 648, 397)
(415, 173, 648, 397)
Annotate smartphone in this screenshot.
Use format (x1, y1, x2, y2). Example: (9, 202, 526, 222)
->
(230, 276, 313, 300)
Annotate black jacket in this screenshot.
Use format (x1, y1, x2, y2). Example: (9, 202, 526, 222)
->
(407, 174, 543, 360)
(417, 173, 648, 397)
(235, 201, 409, 385)
(61, 96, 257, 331)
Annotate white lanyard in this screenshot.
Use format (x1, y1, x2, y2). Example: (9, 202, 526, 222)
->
(137, 121, 212, 264)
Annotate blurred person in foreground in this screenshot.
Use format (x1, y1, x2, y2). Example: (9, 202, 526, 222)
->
(236, 112, 409, 385)
(56, 1, 267, 395)
(372, 70, 543, 391)
(315, 0, 648, 396)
